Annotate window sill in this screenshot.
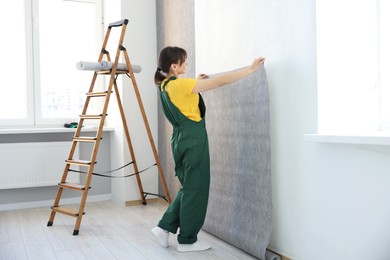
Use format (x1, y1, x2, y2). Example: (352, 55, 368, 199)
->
(0, 126, 115, 135)
(304, 133, 390, 146)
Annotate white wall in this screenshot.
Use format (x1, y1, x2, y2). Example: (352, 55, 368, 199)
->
(121, 0, 159, 202)
(196, 0, 390, 259)
(108, 0, 159, 204)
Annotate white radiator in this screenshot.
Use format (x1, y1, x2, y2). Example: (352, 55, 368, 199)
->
(0, 142, 80, 189)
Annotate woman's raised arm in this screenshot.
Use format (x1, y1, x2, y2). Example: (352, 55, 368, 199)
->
(192, 57, 265, 93)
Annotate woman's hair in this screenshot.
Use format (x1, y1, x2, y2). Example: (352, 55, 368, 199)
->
(154, 46, 187, 85)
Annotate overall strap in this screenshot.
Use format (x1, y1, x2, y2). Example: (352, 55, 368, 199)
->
(160, 76, 177, 92)
(159, 76, 181, 127)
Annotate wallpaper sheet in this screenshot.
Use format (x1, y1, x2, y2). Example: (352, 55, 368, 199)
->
(201, 67, 272, 260)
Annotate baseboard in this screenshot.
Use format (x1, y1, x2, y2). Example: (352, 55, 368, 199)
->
(0, 193, 112, 212)
(267, 247, 293, 260)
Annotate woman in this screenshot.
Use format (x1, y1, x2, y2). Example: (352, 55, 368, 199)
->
(151, 46, 265, 252)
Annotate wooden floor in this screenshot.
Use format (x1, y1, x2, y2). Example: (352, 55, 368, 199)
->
(0, 201, 258, 260)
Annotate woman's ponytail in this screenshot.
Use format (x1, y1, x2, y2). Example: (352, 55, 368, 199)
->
(154, 68, 167, 85)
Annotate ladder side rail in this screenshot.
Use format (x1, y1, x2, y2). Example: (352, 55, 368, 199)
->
(108, 23, 147, 204)
(78, 25, 112, 119)
(75, 25, 113, 139)
(81, 51, 118, 176)
(123, 50, 172, 203)
(98, 26, 113, 62)
(112, 80, 146, 204)
(78, 23, 114, 119)
(76, 22, 128, 193)
(75, 21, 117, 142)
(108, 23, 127, 75)
(73, 53, 117, 235)
(73, 144, 100, 234)
(48, 181, 65, 223)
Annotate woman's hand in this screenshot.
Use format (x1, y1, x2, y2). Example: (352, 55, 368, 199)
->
(249, 57, 266, 73)
(197, 73, 208, 80)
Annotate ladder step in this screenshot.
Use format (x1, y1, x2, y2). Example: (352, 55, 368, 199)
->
(58, 182, 88, 191)
(80, 114, 104, 119)
(73, 136, 99, 142)
(66, 159, 95, 166)
(86, 91, 110, 97)
(51, 206, 84, 217)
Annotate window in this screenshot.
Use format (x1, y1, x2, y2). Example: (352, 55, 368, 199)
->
(316, 0, 390, 134)
(0, 1, 30, 124)
(0, 0, 103, 126)
(377, 0, 390, 130)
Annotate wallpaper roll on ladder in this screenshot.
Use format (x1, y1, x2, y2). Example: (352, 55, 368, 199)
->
(202, 66, 272, 260)
(75, 61, 142, 73)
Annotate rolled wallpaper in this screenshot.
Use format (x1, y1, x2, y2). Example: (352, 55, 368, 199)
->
(75, 61, 142, 73)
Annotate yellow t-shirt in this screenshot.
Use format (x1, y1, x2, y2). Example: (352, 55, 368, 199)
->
(161, 78, 201, 122)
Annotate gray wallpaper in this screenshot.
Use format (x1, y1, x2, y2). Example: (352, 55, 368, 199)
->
(202, 67, 272, 259)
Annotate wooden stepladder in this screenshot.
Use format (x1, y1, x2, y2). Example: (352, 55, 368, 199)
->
(47, 19, 171, 235)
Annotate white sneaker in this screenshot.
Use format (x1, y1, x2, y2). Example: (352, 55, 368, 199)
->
(176, 240, 211, 252)
(151, 227, 169, 248)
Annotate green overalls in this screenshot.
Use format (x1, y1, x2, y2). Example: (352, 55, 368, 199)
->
(158, 77, 210, 244)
